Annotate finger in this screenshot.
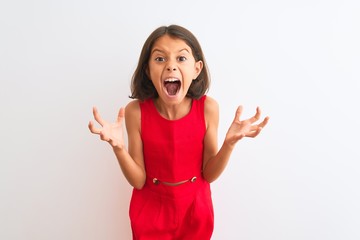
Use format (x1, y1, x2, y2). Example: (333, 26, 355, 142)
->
(249, 107, 261, 123)
(246, 127, 262, 138)
(258, 116, 270, 128)
(100, 132, 109, 142)
(88, 121, 101, 134)
(92, 107, 105, 126)
(240, 133, 246, 139)
(108, 138, 118, 148)
(116, 107, 125, 123)
(234, 105, 243, 121)
(108, 138, 114, 146)
(248, 116, 269, 131)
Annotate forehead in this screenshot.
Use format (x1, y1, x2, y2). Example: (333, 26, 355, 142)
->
(151, 35, 192, 54)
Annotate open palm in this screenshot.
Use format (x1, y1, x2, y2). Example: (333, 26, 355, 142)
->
(88, 107, 125, 149)
(225, 106, 269, 145)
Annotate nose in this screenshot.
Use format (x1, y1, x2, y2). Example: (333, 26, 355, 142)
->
(166, 64, 177, 71)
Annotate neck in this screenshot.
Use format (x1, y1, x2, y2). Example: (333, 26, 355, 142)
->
(154, 97, 192, 120)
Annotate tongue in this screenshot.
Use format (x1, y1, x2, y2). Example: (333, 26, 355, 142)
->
(165, 83, 179, 95)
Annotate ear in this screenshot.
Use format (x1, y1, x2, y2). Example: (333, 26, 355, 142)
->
(194, 60, 203, 79)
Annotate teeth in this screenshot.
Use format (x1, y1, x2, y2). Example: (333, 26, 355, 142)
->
(164, 78, 179, 83)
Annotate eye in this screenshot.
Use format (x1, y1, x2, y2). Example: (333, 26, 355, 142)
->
(155, 57, 165, 62)
(178, 56, 187, 62)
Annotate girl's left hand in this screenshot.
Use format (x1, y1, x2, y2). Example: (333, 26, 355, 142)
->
(225, 106, 269, 146)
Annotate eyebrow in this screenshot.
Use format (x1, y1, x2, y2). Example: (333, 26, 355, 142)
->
(151, 48, 190, 55)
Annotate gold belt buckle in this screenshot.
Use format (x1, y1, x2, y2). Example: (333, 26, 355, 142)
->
(190, 176, 197, 183)
(152, 178, 160, 185)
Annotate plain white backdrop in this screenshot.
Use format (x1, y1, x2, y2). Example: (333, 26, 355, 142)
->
(1, 0, 359, 239)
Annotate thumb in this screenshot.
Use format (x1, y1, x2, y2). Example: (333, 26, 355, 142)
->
(117, 107, 125, 123)
(234, 105, 243, 121)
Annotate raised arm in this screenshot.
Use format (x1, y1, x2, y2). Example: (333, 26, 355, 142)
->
(88, 101, 146, 189)
(202, 97, 269, 183)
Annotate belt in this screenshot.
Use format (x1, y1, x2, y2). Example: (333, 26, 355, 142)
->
(152, 176, 197, 186)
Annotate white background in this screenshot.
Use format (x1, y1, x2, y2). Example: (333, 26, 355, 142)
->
(1, 0, 359, 239)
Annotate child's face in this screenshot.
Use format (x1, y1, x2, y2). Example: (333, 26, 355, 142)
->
(148, 35, 203, 104)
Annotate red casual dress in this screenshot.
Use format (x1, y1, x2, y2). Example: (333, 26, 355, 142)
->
(129, 95, 214, 240)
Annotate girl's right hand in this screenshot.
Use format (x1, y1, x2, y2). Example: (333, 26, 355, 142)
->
(88, 107, 125, 149)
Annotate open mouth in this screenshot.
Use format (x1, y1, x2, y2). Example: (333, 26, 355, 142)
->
(164, 78, 181, 96)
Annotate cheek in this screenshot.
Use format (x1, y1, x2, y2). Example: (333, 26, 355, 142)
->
(188, 68, 200, 80)
(148, 65, 162, 78)
(147, 69, 155, 81)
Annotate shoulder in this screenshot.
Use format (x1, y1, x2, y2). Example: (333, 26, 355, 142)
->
(204, 95, 219, 127)
(204, 95, 219, 114)
(124, 100, 141, 128)
(125, 100, 141, 117)
(125, 99, 141, 113)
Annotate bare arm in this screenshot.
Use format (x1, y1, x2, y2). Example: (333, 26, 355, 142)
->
(202, 97, 269, 183)
(88, 101, 146, 189)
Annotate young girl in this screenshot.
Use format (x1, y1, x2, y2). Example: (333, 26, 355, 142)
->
(89, 25, 269, 239)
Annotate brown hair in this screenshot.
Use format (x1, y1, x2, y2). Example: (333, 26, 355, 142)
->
(129, 25, 210, 100)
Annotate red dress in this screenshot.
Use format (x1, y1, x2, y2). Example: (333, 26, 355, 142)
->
(129, 96, 214, 240)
